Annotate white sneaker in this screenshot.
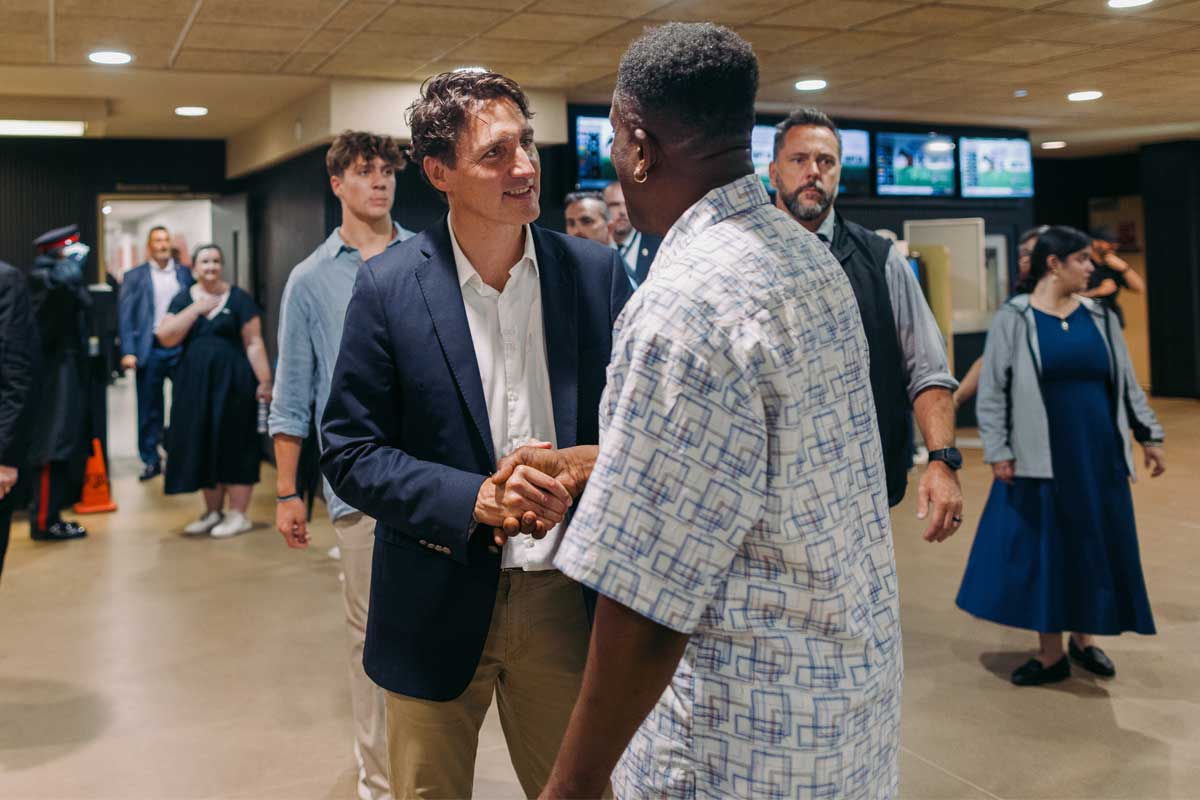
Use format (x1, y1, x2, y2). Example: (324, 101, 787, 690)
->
(184, 510, 223, 535)
(210, 511, 253, 538)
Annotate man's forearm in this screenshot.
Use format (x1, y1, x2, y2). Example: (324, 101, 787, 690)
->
(913, 386, 956, 450)
(542, 596, 690, 798)
(273, 434, 303, 495)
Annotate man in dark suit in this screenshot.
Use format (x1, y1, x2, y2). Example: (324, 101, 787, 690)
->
(117, 226, 194, 480)
(0, 259, 37, 580)
(321, 71, 631, 799)
(603, 179, 661, 288)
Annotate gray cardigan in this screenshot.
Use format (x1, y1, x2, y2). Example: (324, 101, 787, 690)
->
(977, 294, 1164, 479)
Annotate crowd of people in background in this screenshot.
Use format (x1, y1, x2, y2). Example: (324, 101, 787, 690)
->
(0, 20, 1172, 800)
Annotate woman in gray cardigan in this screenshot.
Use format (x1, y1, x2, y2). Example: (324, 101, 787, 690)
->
(956, 226, 1166, 687)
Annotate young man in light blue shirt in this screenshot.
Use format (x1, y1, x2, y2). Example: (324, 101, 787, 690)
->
(268, 131, 413, 800)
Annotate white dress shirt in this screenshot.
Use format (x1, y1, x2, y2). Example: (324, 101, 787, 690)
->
(149, 259, 181, 329)
(448, 216, 560, 571)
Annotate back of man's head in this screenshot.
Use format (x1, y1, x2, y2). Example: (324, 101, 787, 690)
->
(615, 23, 757, 146)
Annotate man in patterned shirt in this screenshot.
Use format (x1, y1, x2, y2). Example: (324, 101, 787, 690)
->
(494, 22, 902, 800)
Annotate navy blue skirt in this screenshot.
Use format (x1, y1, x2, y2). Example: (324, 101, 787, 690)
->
(956, 306, 1155, 635)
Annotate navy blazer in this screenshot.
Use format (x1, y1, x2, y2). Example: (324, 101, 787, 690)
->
(321, 219, 632, 700)
(117, 261, 194, 363)
(630, 231, 662, 287)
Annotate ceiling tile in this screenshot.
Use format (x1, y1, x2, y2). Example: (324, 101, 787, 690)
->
(961, 42, 1089, 65)
(279, 51, 328, 72)
(197, 0, 343, 28)
(858, 4, 1017, 35)
(644, 0, 796, 25)
(799, 30, 919, 56)
(883, 34, 1016, 59)
(1112, 49, 1200, 73)
(322, 1, 389, 32)
(0, 32, 46, 65)
(968, 11, 1187, 44)
(55, 0, 194, 19)
(339, 31, 466, 61)
(185, 23, 312, 52)
(734, 25, 832, 53)
(298, 30, 348, 53)
(371, 4, 512, 37)
(1137, 24, 1200, 49)
(442, 38, 576, 65)
(898, 59, 1022, 81)
(529, 0, 674, 15)
(56, 16, 184, 66)
(755, 0, 911, 30)
(590, 20, 665, 45)
(819, 55, 932, 80)
(1142, 0, 1200, 22)
(1, 7, 44, 34)
(412, 0, 527, 8)
(318, 49, 426, 78)
(485, 13, 627, 42)
(173, 49, 288, 72)
(544, 43, 628, 67)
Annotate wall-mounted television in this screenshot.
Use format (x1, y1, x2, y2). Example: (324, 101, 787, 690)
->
(876, 132, 957, 197)
(959, 136, 1034, 198)
(575, 114, 615, 190)
(752, 125, 871, 197)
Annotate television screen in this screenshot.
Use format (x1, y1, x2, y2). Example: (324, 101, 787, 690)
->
(839, 128, 871, 196)
(751, 125, 871, 197)
(960, 137, 1034, 198)
(875, 132, 957, 197)
(575, 114, 615, 190)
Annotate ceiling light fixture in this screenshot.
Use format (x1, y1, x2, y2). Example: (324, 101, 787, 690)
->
(794, 79, 827, 92)
(1108, 0, 1153, 8)
(1068, 90, 1103, 102)
(0, 119, 87, 137)
(174, 106, 208, 117)
(101, 204, 113, 215)
(89, 50, 133, 65)
(1014, 89, 1029, 98)
(453, 65, 488, 73)
(1041, 141, 1067, 150)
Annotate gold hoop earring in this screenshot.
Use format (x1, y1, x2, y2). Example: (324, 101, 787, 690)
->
(633, 168, 648, 184)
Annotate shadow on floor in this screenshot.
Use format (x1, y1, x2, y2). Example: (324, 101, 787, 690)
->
(0, 678, 111, 771)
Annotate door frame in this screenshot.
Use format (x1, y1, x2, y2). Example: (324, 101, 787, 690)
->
(95, 193, 218, 285)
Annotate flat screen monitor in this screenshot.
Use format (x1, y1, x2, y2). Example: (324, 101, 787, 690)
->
(959, 137, 1034, 198)
(875, 132, 957, 197)
(575, 114, 615, 190)
(752, 125, 871, 197)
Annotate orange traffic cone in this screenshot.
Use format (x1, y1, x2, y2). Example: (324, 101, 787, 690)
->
(74, 438, 118, 514)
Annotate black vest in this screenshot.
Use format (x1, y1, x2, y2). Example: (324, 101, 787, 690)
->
(828, 213, 911, 507)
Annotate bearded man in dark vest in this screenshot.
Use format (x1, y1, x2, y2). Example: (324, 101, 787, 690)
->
(769, 108, 964, 542)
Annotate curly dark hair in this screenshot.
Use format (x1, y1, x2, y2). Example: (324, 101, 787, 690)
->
(325, 130, 407, 178)
(614, 22, 757, 141)
(407, 70, 533, 175)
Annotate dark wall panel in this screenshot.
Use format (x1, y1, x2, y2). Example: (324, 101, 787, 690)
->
(1032, 152, 1140, 232)
(0, 137, 225, 271)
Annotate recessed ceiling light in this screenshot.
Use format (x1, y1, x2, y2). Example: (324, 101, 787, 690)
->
(794, 79, 827, 92)
(1014, 89, 1029, 98)
(1108, 0, 1152, 8)
(453, 65, 489, 73)
(89, 50, 132, 65)
(0, 119, 87, 137)
(1068, 90, 1103, 102)
(101, 204, 113, 215)
(175, 106, 208, 117)
(1041, 141, 1067, 150)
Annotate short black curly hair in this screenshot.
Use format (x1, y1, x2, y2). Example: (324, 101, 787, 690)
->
(614, 22, 757, 141)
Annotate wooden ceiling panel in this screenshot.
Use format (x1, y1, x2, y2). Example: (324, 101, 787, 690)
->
(55, 16, 184, 66)
(196, 0, 343, 28)
(529, 0, 674, 15)
(1141, 0, 1200, 22)
(882, 34, 1019, 60)
(858, 4, 1017, 35)
(968, 11, 1188, 44)
(1111, 49, 1200, 74)
(278, 51, 328, 73)
(339, 31, 466, 61)
(755, 1, 911, 30)
(185, 23, 313, 52)
(441, 38, 576, 65)
(0, 32, 47, 65)
(544, 43, 628, 67)
(644, 0, 796, 25)
(1137, 24, 1200, 50)
(961, 42, 1089, 66)
(485, 12, 628, 41)
(590, 20, 665, 45)
(371, 4, 511, 36)
(322, 2, 389, 31)
(318, 49, 427, 78)
(818, 55, 932, 81)
(55, 0, 194, 19)
(298, 30, 348, 53)
(733, 25, 832, 54)
(173, 49, 288, 73)
(802, 30, 920, 56)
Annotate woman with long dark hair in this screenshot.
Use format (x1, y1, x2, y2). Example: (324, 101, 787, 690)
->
(156, 244, 272, 538)
(957, 225, 1166, 686)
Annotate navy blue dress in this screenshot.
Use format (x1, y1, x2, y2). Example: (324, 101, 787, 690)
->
(957, 305, 1155, 635)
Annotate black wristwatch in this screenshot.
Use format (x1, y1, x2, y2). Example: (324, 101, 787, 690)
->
(928, 447, 963, 470)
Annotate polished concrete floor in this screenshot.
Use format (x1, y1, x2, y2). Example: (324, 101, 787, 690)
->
(1, 379, 1197, 799)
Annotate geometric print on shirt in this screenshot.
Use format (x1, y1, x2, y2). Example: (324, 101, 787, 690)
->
(556, 174, 902, 799)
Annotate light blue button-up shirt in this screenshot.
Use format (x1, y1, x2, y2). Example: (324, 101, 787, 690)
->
(268, 222, 413, 522)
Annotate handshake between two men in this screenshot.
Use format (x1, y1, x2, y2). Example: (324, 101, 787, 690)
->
(472, 444, 600, 546)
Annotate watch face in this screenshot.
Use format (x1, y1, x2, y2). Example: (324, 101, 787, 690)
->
(934, 448, 963, 470)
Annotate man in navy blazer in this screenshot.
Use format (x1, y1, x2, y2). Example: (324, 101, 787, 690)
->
(604, 180, 661, 288)
(117, 226, 193, 480)
(321, 71, 631, 799)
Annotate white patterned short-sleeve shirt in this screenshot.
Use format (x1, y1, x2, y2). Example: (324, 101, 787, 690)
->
(555, 175, 902, 800)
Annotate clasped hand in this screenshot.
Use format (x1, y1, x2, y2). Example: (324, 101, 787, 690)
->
(473, 445, 590, 547)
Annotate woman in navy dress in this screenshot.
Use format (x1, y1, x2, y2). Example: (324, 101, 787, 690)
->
(958, 226, 1166, 686)
(155, 244, 273, 538)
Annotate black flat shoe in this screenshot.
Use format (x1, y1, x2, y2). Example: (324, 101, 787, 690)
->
(139, 462, 161, 481)
(1011, 656, 1070, 686)
(1069, 638, 1116, 677)
(31, 521, 88, 541)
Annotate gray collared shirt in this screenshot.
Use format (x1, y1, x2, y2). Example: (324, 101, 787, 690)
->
(817, 213, 958, 401)
(268, 222, 413, 521)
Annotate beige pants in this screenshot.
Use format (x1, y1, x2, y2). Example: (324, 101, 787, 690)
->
(385, 569, 591, 799)
(333, 512, 392, 800)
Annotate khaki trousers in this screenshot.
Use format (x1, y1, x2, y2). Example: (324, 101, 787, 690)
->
(385, 569, 590, 799)
(333, 512, 393, 800)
